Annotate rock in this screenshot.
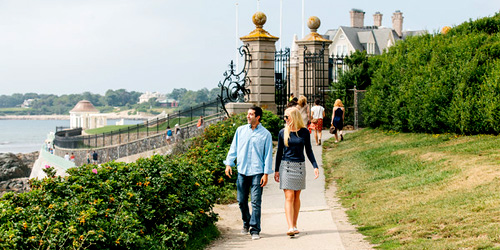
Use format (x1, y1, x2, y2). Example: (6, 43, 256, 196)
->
(16, 151, 38, 171)
(0, 153, 31, 182)
(0, 177, 29, 194)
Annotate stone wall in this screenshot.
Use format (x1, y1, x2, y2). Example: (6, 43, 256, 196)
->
(54, 116, 223, 166)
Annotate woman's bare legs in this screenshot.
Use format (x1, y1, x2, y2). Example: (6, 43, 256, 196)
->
(313, 129, 319, 145)
(318, 129, 323, 145)
(292, 190, 301, 229)
(284, 189, 295, 231)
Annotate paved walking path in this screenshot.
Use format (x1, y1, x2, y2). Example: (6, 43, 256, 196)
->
(209, 131, 373, 250)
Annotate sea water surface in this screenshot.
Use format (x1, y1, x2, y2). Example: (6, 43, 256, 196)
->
(0, 119, 142, 154)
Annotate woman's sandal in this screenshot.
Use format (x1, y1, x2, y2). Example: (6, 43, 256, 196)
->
(293, 227, 300, 235)
(286, 228, 295, 236)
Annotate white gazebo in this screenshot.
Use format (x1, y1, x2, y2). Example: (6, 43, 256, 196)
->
(69, 100, 107, 130)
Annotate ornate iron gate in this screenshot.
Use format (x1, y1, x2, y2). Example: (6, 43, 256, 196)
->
(218, 44, 251, 117)
(274, 48, 290, 118)
(303, 44, 328, 107)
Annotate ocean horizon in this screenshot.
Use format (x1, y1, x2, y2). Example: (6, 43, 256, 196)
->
(0, 119, 142, 154)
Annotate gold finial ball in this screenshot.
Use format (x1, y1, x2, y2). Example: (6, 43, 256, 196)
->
(252, 11, 267, 28)
(441, 26, 451, 34)
(307, 16, 321, 31)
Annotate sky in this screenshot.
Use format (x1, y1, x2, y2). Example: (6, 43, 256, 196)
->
(0, 0, 498, 96)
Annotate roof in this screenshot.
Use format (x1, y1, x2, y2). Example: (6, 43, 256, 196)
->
(70, 100, 99, 113)
(332, 26, 405, 55)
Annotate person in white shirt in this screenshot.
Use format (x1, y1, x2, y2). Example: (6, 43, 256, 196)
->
(310, 99, 325, 145)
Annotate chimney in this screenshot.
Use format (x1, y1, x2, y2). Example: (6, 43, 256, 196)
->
(392, 10, 403, 37)
(350, 9, 365, 28)
(373, 12, 382, 27)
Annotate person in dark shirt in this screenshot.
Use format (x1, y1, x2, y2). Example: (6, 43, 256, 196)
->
(92, 151, 98, 164)
(274, 107, 319, 237)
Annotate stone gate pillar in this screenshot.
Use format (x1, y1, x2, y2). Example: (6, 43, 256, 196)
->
(240, 12, 279, 113)
(295, 16, 332, 103)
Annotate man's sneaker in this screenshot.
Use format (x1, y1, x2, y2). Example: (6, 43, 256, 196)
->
(251, 233, 260, 240)
(240, 227, 249, 235)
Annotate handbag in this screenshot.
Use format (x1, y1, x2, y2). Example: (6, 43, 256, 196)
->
(311, 118, 318, 124)
(329, 125, 336, 134)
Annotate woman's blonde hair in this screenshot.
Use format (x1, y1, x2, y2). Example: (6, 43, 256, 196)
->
(334, 99, 344, 107)
(297, 95, 307, 107)
(284, 107, 305, 147)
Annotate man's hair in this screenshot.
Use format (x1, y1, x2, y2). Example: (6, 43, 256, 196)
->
(315, 98, 321, 105)
(249, 105, 263, 122)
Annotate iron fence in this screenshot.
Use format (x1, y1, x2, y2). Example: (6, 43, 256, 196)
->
(54, 100, 224, 149)
(274, 48, 290, 119)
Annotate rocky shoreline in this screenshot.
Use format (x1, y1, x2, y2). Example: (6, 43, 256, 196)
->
(0, 151, 39, 195)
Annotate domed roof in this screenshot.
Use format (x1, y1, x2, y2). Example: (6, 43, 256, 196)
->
(70, 100, 99, 113)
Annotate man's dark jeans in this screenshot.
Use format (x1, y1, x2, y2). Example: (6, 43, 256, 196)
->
(237, 173, 263, 235)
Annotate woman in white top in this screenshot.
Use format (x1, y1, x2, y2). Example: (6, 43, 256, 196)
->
(310, 99, 325, 145)
(297, 95, 310, 126)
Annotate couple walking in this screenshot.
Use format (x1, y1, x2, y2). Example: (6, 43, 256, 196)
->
(224, 106, 319, 240)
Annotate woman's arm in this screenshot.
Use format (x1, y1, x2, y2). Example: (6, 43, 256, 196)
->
(274, 131, 285, 182)
(302, 129, 318, 169)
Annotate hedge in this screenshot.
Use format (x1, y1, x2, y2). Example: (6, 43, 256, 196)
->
(362, 12, 500, 134)
(0, 110, 281, 249)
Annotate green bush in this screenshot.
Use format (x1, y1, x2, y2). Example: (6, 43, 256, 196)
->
(0, 156, 217, 249)
(0, 109, 282, 249)
(362, 13, 500, 134)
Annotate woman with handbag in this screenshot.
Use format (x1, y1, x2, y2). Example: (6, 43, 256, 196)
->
(310, 99, 325, 145)
(274, 107, 319, 237)
(331, 99, 345, 143)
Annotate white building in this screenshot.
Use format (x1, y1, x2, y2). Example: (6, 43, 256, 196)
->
(323, 9, 427, 56)
(21, 99, 35, 108)
(138, 92, 167, 104)
(69, 100, 107, 130)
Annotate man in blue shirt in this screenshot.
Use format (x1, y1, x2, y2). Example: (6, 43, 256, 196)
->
(224, 106, 274, 240)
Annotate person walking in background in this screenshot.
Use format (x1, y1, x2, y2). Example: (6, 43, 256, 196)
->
(174, 124, 181, 142)
(86, 151, 91, 164)
(274, 107, 319, 237)
(70, 153, 75, 162)
(331, 99, 345, 143)
(297, 95, 310, 127)
(310, 99, 325, 146)
(224, 106, 274, 240)
(287, 97, 298, 108)
(197, 116, 204, 130)
(64, 152, 70, 161)
(165, 126, 173, 144)
(92, 151, 98, 164)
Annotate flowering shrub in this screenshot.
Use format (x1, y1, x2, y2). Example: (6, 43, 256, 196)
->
(0, 155, 217, 249)
(0, 110, 281, 249)
(42, 165, 56, 178)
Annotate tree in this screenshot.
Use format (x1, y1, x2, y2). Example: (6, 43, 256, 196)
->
(168, 88, 187, 101)
(328, 50, 376, 125)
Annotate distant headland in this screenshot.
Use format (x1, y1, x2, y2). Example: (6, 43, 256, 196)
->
(0, 112, 153, 120)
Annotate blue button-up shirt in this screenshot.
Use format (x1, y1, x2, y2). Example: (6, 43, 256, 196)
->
(224, 123, 274, 176)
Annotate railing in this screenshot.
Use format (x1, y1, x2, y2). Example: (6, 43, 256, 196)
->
(54, 100, 224, 149)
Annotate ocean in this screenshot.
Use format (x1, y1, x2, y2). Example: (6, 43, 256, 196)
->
(0, 119, 142, 154)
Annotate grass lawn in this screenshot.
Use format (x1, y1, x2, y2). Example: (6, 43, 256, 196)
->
(84, 117, 198, 135)
(322, 128, 500, 249)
